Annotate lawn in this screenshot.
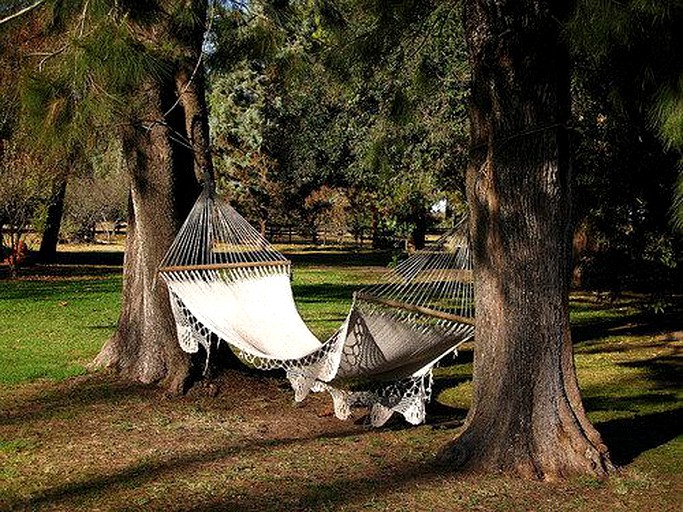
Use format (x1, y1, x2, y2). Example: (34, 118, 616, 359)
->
(0, 245, 681, 511)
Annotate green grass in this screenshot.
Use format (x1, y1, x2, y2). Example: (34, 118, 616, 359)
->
(292, 263, 385, 338)
(0, 275, 122, 385)
(0, 245, 681, 511)
(0, 246, 388, 385)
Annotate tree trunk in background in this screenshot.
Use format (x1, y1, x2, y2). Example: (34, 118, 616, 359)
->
(438, 0, 613, 479)
(409, 205, 427, 250)
(371, 208, 380, 249)
(177, 61, 213, 187)
(175, 3, 242, 371)
(259, 218, 267, 238)
(37, 175, 67, 262)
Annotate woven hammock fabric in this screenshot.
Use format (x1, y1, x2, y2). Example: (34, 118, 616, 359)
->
(159, 188, 474, 426)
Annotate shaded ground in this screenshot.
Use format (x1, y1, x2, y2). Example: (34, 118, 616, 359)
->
(0, 246, 681, 511)
(0, 364, 681, 512)
(0, 246, 124, 280)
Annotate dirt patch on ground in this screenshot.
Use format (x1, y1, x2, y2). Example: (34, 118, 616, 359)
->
(1, 368, 681, 512)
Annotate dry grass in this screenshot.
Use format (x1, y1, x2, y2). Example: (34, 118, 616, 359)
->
(0, 363, 680, 512)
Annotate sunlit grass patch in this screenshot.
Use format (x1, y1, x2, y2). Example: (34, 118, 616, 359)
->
(0, 275, 122, 385)
(0, 245, 390, 384)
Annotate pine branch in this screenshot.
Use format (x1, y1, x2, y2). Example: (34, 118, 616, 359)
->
(0, 0, 47, 26)
(37, 45, 68, 71)
(161, 0, 217, 120)
(79, 0, 91, 37)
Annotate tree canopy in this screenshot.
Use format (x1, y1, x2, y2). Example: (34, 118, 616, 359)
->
(206, 0, 471, 246)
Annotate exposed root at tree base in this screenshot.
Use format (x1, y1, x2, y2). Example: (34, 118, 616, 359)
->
(436, 429, 616, 481)
(89, 334, 194, 396)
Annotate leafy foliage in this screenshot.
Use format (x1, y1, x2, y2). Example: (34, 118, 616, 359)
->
(569, 0, 683, 230)
(568, 0, 683, 288)
(208, 63, 288, 230)
(0, 0, 213, 253)
(14, 2, 173, 156)
(61, 142, 128, 242)
(0, 135, 54, 259)
(208, 0, 470, 245)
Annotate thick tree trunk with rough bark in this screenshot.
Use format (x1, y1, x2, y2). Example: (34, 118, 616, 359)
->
(438, 0, 613, 479)
(94, 77, 200, 392)
(93, 0, 225, 392)
(37, 175, 66, 262)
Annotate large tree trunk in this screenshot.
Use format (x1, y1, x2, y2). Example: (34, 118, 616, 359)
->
(94, 0, 217, 392)
(37, 175, 66, 262)
(438, 0, 613, 479)
(94, 78, 200, 393)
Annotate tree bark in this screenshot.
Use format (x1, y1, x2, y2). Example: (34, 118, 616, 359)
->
(175, 1, 242, 371)
(176, 58, 213, 188)
(409, 204, 427, 250)
(93, 0, 215, 392)
(37, 174, 66, 262)
(438, 0, 613, 479)
(93, 77, 200, 393)
(371, 207, 380, 249)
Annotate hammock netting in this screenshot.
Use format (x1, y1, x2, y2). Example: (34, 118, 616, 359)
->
(159, 188, 474, 426)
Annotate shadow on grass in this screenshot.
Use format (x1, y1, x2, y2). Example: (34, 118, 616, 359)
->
(7, 410, 679, 512)
(597, 408, 683, 466)
(0, 376, 158, 428)
(618, 354, 682, 389)
(189, 462, 438, 512)
(293, 283, 360, 303)
(571, 299, 683, 347)
(431, 371, 472, 399)
(0, 250, 124, 280)
(584, 393, 680, 414)
(3, 426, 399, 512)
(580, 343, 682, 466)
(50, 250, 124, 267)
(0, 367, 295, 428)
(0, 276, 121, 301)
(426, 401, 467, 430)
(287, 249, 393, 268)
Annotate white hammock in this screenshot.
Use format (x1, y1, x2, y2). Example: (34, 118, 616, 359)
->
(159, 188, 474, 426)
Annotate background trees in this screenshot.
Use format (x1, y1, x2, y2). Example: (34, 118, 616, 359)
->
(569, 0, 683, 291)
(206, 0, 682, 271)
(207, 0, 470, 247)
(60, 146, 128, 243)
(569, 0, 683, 228)
(0, 7, 49, 264)
(0, 135, 53, 271)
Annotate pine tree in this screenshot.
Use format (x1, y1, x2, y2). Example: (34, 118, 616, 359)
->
(438, 0, 614, 478)
(3, 0, 215, 392)
(568, 0, 683, 230)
